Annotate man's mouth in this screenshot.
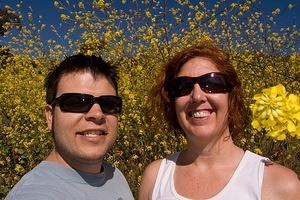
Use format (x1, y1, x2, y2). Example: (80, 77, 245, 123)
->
(78, 130, 107, 137)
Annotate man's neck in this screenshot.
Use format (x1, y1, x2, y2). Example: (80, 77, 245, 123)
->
(45, 149, 103, 174)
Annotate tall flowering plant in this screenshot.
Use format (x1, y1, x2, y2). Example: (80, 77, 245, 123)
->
(250, 84, 300, 140)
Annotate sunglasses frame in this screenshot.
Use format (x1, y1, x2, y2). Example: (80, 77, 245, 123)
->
(52, 93, 122, 114)
(166, 72, 233, 100)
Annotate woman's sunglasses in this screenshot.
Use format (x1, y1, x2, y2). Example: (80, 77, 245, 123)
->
(166, 72, 233, 100)
(52, 93, 122, 114)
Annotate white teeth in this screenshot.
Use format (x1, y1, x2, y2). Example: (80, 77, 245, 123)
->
(192, 111, 210, 118)
(81, 131, 105, 137)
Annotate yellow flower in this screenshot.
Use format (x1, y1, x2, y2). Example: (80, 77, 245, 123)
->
(195, 11, 204, 21)
(78, 1, 85, 9)
(93, 0, 106, 10)
(251, 120, 261, 130)
(230, 3, 237, 8)
(250, 84, 300, 140)
(60, 14, 70, 22)
(15, 164, 25, 174)
(254, 148, 263, 155)
(272, 8, 280, 15)
(53, 1, 59, 7)
(145, 10, 151, 18)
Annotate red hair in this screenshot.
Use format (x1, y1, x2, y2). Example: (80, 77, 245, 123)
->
(152, 44, 245, 138)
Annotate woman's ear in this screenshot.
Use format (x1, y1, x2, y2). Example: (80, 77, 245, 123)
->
(45, 105, 53, 131)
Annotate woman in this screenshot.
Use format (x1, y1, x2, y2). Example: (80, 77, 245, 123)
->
(139, 44, 300, 200)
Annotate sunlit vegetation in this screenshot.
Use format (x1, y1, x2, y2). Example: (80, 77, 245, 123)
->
(0, 0, 299, 198)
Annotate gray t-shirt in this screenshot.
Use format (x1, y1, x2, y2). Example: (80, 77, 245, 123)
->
(5, 161, 134, 200)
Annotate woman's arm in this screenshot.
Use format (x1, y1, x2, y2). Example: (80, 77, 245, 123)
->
(138, 159, 162, 200)
(262, 163, 300, 200)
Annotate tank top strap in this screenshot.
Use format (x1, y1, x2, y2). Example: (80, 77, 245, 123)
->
(152, 152, 182, 200)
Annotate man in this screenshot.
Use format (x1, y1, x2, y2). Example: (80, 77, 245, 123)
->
(5, 55, 134, 200)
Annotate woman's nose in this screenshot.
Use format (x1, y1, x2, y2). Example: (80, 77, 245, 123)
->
(191, 84, 207, 102)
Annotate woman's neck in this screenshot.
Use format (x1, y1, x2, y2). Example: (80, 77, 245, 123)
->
(180, 136, 243, 168)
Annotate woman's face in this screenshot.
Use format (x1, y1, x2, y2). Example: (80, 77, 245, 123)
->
(175, 57, 230, 143)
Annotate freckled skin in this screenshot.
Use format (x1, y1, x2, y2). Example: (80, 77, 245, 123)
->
(175, 57, 230, 145)
(139, 51, 300, 200)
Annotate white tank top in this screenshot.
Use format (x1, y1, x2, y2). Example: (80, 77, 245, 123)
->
(152, 150, 267, 200)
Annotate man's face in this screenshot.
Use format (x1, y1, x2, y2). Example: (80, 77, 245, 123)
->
(45, 71, 118, 173)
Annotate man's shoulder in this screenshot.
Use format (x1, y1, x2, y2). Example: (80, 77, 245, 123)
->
(5, 162, 70, 200)
(6, 161, 134, 200)
(10, 162, 50, 186)
(5, 171, 64, 200)
(5, 184, 65, 200)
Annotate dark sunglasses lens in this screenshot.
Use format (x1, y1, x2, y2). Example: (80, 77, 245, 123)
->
(169, 77, 194, 98)
(200, 75, 231, 93)
(59, 94, 91, 113)
(168, 73, 232, 99)
(99, 96, 122, 114)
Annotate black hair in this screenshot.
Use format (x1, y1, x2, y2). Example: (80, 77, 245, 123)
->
(45, 54, 119, 104)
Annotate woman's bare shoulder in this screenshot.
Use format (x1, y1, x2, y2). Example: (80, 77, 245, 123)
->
(141, 159, 164, 183)
(138, 159, 163, 200)
(262, 161, 300, 200)
(145, 159, 164, 173)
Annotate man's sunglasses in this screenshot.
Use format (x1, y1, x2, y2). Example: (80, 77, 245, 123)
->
(166, 72, 233, 99)
(52, 93, 122, 114)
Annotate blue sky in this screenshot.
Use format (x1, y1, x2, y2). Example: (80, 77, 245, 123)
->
(1, 0, 299, 49)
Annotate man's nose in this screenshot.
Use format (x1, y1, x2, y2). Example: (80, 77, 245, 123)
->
(85, 102, 106, 123)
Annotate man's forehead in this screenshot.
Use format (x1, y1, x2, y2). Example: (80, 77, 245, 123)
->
(57, 71, 116, 92)
(58, 70, 109, 82)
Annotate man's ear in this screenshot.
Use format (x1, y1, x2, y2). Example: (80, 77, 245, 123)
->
(45, 105, 54, 131)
